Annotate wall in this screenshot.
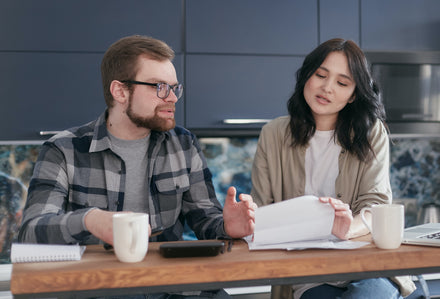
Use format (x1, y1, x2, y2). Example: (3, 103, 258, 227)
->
(1, 137, 440, 261)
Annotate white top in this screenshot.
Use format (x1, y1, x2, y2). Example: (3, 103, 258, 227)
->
(297, 130, 343, 299)
(304, 130, 341, 198)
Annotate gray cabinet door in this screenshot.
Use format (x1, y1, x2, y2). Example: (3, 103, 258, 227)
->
(185, 54, 303, 130)
(361, 0, 440, 51)
(0, 52, 104, 140)
(186, 0, 318, 55)
(0, 0, 183, 53)
(319, 0, 360, 44)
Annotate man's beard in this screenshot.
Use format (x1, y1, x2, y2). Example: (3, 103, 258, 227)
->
(126, 96, 176, 132)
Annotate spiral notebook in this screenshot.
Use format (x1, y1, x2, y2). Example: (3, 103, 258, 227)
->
(11, 243, 86, 263)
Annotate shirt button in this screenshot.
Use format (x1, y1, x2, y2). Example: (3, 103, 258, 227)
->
(337, 193, 342, 198)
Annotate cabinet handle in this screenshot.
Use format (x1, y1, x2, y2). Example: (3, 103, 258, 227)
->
(401, 113, 433, 120)
(223, 119, 271, 124)
(39, 131, 62, 136)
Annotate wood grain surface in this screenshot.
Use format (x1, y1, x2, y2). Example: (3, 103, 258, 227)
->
(11, 236, 440, 295)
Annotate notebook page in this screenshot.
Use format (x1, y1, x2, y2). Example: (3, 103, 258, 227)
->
(11, 243, 86, 263)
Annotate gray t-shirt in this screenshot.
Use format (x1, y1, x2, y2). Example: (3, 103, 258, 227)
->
(109, 133, 150, 212)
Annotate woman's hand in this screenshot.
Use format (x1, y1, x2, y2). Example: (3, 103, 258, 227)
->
(319, 197, 353, 240)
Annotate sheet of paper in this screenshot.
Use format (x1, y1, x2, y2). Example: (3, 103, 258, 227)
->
(252, 195, 335, 245)
(245, 195, 371, 250)
(244, 235, 370, 250)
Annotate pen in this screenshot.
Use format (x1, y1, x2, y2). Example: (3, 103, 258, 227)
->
(227, 239, 233, 252)
(217, 237, 233, 252)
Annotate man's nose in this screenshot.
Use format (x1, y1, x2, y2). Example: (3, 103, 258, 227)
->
(164, 90, 179, 103)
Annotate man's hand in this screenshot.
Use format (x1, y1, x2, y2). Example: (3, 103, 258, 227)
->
(84, 209, 152, 245)
(223, 186, 257, 238)
(84, 209, 116, 245)
(319, 197, 353, 240)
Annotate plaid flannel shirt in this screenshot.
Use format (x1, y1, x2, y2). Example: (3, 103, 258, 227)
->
(19, 111, 226, 244)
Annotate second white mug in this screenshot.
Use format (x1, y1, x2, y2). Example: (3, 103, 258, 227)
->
(360, 204, 404, 249)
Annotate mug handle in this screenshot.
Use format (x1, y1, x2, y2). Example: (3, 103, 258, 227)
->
(360, 207, 373, 233)
(129, 221, 139, 254)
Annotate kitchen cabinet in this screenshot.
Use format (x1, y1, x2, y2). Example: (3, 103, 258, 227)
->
(186, 0, 318, 55)
(0, 0, 182, 53)
(361, 0, 440, 51)
(0, 0, 183, 141)
(0, 52, 103, 141)
(185, 54, 303, 131)
(319, 0, 359, 44)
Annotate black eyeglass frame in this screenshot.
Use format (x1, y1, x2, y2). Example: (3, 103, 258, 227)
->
(120, 80, 183, 100)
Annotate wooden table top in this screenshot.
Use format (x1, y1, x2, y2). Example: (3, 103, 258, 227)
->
(11, 236, 440, 297)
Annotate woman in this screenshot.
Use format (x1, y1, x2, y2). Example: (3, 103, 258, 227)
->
(250, 38, 416, 299)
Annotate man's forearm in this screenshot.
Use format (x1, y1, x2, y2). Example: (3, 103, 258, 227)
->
(83, 209, 117, 245)
(19, 208, 93, 244)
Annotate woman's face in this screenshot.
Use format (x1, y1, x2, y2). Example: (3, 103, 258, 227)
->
(303, 51, 356, 130)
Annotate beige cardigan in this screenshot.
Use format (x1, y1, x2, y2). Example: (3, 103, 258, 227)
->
(250, 116, 416, 298)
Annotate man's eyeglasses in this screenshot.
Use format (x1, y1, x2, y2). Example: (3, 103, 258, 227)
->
(121, 80, 183, 100)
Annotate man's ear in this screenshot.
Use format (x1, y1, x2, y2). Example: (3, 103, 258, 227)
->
(110, 80, 129, 105)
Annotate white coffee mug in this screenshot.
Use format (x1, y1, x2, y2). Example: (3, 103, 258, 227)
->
(360, 204, 404, 249)
(112, 213, 149, 263)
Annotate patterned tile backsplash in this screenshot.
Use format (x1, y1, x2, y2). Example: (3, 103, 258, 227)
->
(390, 138, 440, 204)
(0, 136, 439, 262)
(0, 144, 40, 263)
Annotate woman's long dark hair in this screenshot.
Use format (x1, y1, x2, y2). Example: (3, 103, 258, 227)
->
(287, 38, 387, 162)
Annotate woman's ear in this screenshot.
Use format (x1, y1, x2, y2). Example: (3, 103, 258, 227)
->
(110, 80, 129, 105)
(348, 94, 355, 103)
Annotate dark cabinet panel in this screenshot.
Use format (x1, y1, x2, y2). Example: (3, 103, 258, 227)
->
(361, 0, 440, 51)
(319, 0, 359, 44)
(0, 52, 104, 140)
(0, 0, 183, 53)
(185, 54, 303, 129)
(0, 53, 184, 141)
(186, 0, 318, 55)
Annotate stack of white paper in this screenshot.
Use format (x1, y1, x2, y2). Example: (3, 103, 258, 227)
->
(246, 196, 369, 250)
